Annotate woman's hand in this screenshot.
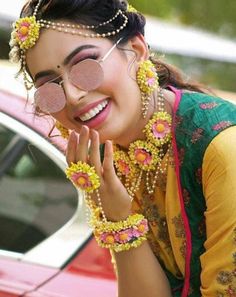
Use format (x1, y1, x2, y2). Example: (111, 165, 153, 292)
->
(66, 125, 132, 221)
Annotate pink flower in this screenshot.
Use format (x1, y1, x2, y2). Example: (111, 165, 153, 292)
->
(132, 219, 149, 237)
(115, 229, 133, 243)
(100, 233, 115, 244)
(199, 102, 218, 110)
(17, 21, 30, 41)
(71, 172, 92, 189)
(152, 120, 171, 139)
(117, 160, 130, 176)
(212, 121, 231, 131)
(147, 77, 156, 86)
(134, 148, 152, 165)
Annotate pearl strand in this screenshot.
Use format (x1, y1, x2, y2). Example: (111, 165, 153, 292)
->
(114, 87, 172, 198)
(39, 10, 128, 38)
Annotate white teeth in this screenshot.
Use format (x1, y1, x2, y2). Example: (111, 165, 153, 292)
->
(79, 100, 108, 121)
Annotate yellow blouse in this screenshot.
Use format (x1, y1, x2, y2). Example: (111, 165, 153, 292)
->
(131, 126, 236, 296)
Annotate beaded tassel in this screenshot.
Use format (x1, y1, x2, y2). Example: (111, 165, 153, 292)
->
(113, 88, 172, 199)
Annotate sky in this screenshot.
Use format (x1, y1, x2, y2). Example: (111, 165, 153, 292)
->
(0, 1, 25, 19)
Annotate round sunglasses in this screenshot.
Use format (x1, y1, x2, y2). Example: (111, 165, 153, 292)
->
(34, 38, 122, 113)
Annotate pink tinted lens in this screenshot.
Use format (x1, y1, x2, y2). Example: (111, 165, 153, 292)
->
(34, 83, 66, 113)
(69, 59, 104, 91)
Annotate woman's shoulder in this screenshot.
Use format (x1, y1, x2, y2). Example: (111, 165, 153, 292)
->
(175, 89, 236, 154)
(177, 90, 236, 123)
(180, 90, 236, 109)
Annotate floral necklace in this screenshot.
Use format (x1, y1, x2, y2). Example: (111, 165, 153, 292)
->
(113, 90, 172, 198)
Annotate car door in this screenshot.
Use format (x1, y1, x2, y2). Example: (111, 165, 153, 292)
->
(0, 110, 79, 296)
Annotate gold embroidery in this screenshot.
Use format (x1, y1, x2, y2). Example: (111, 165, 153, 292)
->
(216, 228, 236, 296)
(172, 215, 185, 238)
(217, 271, 233, 285)
(172, 214, 186, 258)
(158, 217, 172, 247)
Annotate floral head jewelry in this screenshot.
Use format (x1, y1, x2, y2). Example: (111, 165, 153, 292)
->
(13, 16, 40, 50)
(9, 0, 129, 90)
(127, 4, 138, 13)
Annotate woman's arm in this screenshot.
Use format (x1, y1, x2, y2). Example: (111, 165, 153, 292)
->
(114, 241, 172, 297)
(66, 127, 171, 297)
(200, 126, 236, 296)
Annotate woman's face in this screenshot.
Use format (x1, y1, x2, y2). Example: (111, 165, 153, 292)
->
(26, 27, 149, 145)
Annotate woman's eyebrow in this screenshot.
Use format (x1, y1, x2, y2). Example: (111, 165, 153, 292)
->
(34, 70, 56, 82)
(34, 44, 98, 82)
(62, 44, 98, 66)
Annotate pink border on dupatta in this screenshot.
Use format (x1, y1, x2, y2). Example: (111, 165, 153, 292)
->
(169, 86, 192, 297)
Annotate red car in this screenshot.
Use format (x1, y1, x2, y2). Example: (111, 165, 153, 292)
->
(0, 87, 117, 297)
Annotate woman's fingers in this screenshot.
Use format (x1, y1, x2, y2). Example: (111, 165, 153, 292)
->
(75, 125, 90, 162)
(66, 126, 90, 165)
(66, 130, 78, 165)
(103, 140, 116, 180)
(89, 129, 102, 175)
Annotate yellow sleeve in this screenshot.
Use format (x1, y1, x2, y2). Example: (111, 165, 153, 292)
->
(200, 126, 236, 296)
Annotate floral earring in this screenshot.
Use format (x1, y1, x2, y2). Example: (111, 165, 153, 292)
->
(55, 121, 70, 139)
(136, 60, 159, 118)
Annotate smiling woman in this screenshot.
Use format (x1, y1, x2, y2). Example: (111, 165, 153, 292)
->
(9, 1, 236, 297)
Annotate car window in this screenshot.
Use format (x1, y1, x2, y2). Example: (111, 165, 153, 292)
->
(0, 123, 78, 254)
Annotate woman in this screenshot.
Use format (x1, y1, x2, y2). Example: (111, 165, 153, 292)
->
(9, 0, 236, 296)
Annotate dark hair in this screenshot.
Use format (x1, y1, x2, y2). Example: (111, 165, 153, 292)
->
(19, 0, 208, 93)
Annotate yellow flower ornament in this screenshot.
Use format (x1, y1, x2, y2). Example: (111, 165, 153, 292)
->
(127, 4, 138, 13)
(65, 161, 100, 193)
(137, 60, 159, 95)
(12, 16, 40, 50)
(144, 111, 172, 147)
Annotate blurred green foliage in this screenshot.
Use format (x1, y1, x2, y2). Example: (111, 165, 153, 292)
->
(130, 0, 236, 38)
(130, 0, 236, 92)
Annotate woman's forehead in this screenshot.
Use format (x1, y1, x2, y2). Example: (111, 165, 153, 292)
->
(26, 29, 111, 74)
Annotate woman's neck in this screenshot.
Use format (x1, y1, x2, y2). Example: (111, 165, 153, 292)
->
(114, 88, 176, 149)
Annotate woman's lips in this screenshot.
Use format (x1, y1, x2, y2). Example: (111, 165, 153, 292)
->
(74, 97, 109, 118)
(74, 99, 111, 129)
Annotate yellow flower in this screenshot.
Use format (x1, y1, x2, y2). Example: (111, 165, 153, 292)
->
(65, 161, 100, 193)
(127, 4, 138, 13)
(129, 140, 160, 171)
(137, 60, 159, 95)
(113, 149, 137, 177)
(144, 111, 172, 147)
(13, 16, 40, 50)
(55, 121, 69, 139)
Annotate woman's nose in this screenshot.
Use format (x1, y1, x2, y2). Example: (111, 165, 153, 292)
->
(62, 78, 88, 105)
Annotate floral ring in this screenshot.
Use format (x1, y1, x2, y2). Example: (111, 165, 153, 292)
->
(65, 161, 100, 193)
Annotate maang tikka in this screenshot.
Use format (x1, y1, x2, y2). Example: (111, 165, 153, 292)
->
(136, 60, 159, 118)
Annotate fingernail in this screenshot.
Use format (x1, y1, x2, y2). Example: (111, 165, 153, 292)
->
(70, 130, 76, 139)
(81, 125, 88, 133)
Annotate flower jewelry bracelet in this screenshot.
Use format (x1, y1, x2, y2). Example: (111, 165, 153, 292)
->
(65, 161, 149, 252)
(94, 214, 149, 252)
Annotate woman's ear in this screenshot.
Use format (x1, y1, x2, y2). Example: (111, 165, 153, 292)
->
(128, 33, 149, 62)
